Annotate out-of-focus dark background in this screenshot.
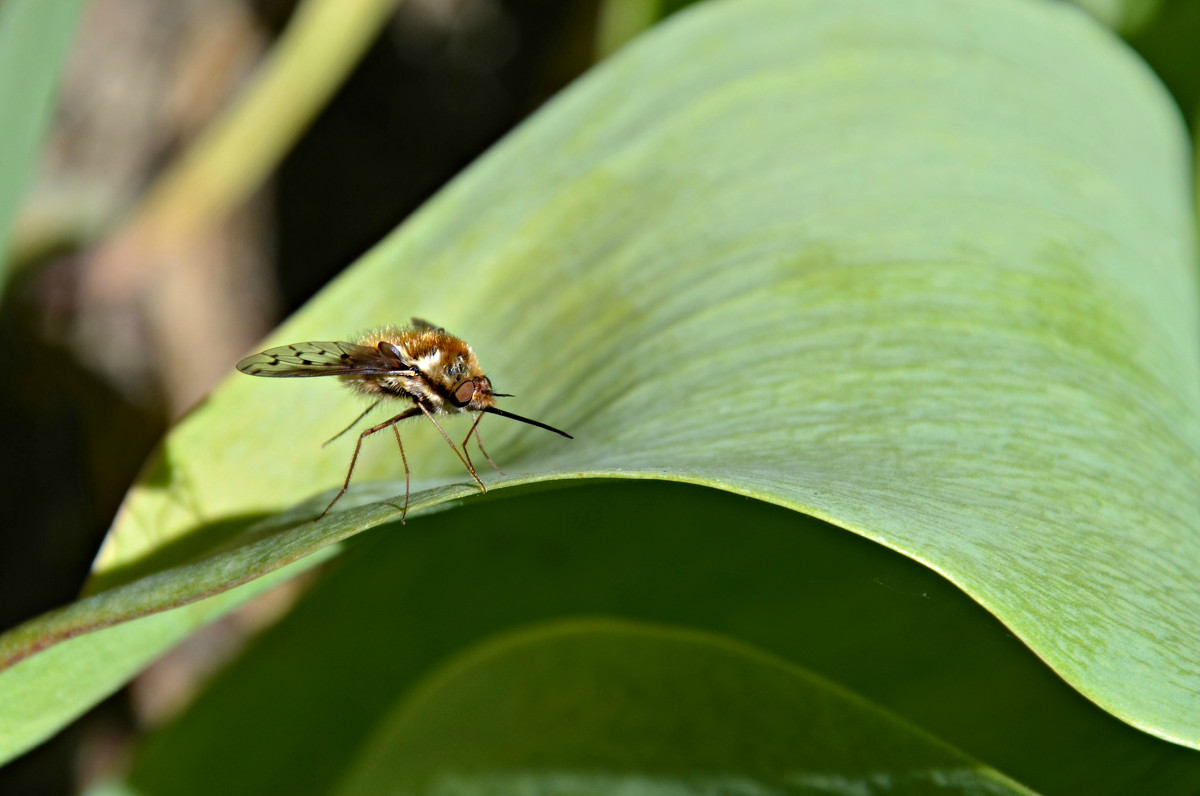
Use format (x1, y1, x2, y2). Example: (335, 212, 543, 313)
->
(2, 0, 1199, 791)
(0, 0, 598, 791)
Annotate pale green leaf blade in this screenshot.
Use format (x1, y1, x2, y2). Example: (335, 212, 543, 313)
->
(0, 0, 83, 285)
(1, 0, 1197, 762)
(594, 0, 1165, 57)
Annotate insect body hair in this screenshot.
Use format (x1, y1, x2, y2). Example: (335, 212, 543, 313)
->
(340, 324, 485, 414)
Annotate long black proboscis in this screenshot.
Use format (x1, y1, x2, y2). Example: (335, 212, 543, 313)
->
(484, 406, 573, 439)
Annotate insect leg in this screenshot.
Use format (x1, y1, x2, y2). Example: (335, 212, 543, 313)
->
(390, 423, 412, 523)
(416, 402, 486, 493)
(463, 412, 504, 475)
(317, 407, 421, 520)
(460, 412, 482, 477)
(322, 399, 382, 448)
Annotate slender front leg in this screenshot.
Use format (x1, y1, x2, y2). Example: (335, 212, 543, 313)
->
(461, 413, 503, 475)
(391, 423, 410, 523)
(322, 399, 382, 448)
(317, 407, 421, 520)
(474, 420, 504, 475)
(415, 402, 486, 493)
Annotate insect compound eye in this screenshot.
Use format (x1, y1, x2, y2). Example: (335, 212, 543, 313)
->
(452, 380, 476, 407)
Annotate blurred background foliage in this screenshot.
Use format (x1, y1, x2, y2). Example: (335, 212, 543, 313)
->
(2, 1, 595, 790)
(1, 0, 1199, 793)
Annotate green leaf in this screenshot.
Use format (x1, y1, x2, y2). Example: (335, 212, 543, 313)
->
(595, 0, 663, 57)
(3, 0, 1199, 763)
(1071, 0, 1164, 34)
(113, 484, 1200, 796)
(0, 0, 83, 287)
(0, 555, 330, 765)
(330, 619, 1034, 795)
(594, 0, 1167, 54)
(1128, 0, 1200, 124)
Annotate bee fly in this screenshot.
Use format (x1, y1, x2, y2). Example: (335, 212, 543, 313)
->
(236, 317, 572, 521)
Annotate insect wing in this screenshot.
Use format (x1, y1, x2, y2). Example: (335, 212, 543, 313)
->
(409, 317, 446, 333)
(237, 341, 403, 377)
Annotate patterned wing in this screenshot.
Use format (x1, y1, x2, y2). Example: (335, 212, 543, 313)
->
(237, 341, 408, 377)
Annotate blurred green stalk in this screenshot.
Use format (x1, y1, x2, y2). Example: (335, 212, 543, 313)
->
(124, 0, 401, 253)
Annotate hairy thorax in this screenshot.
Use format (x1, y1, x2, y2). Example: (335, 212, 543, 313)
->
(340, 325, 487, 414)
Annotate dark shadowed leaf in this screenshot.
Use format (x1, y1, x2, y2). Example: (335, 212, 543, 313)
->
(332, 619, 1035, 796)
(117, 484, 1200, 796)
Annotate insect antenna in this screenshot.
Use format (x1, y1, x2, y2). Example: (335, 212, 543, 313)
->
(483, 406, 573, 439)
(323, 399, 382, 447)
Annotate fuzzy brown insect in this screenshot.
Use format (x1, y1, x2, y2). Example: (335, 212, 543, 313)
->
(236, 318, 572, 521)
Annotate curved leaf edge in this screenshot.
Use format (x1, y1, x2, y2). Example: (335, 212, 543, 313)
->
(0, 554, 326, 768)
(335, 616, 1042, 796)
(1, 467, 1192, 751)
